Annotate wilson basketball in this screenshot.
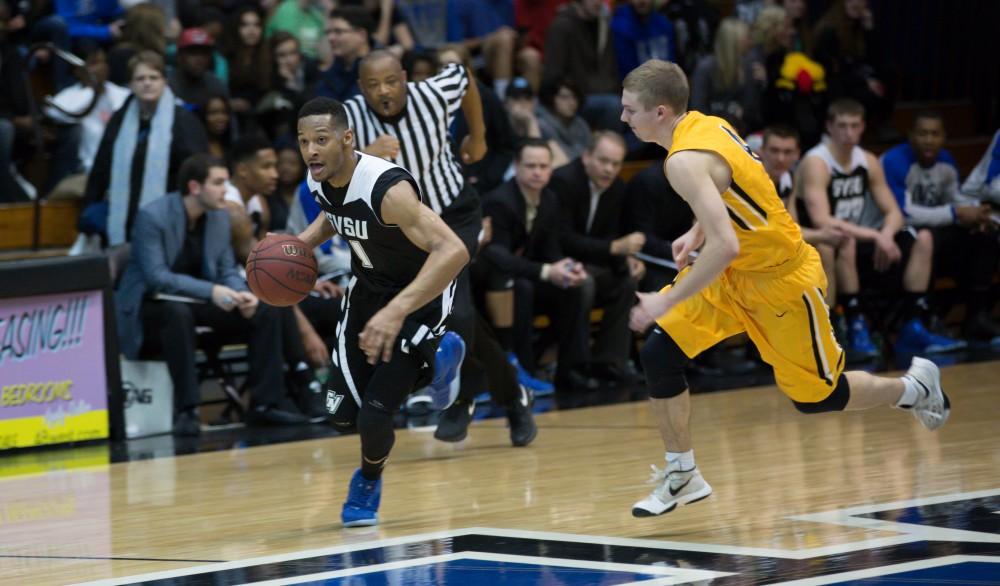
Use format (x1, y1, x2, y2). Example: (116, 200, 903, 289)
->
(246, 234, 317, 307)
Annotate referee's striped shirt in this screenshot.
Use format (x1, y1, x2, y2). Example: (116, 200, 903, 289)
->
(343, 63, 469, 214)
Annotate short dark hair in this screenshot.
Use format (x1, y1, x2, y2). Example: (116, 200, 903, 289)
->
(762, 124, 800, 147)
(538, 77, 583, 110)
(401, 48, 438, 77)
(297, 97, 350, 131)
(329, 6, 375, 35)
(179, 153, 226, 195)
(270, 31, 299, 54)
(827, 98, 865, 122)
(228, 133, 274, 170)
(912, 110, 944, 129)
(515, 138, 552, 162)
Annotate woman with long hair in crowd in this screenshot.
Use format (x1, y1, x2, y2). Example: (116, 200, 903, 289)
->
(536, 77, 591, 163)
(108, 3, 167, 86)
(690, 17, 764, 135)
(225, 6, 272, 126)
(200, 93, 237, 160)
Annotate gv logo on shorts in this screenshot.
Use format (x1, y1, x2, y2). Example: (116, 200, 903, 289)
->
(326, 391, 344, 414)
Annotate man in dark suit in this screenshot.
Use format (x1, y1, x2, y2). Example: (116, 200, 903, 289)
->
(549, 131, 642, 384)
(480, 138, 595, 392)
(622, 160, 696, 292)
(115, 154, 310, 435)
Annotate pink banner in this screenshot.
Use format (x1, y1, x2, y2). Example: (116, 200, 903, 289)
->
(0, 290, 109, 448)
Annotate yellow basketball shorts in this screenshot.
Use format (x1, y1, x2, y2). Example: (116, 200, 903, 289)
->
(656, 245, 845, 403)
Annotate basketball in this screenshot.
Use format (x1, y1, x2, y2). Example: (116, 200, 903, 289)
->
(246, 234, 317, 306)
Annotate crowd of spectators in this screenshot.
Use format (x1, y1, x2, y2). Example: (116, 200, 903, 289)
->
(0, 0, 996, 435)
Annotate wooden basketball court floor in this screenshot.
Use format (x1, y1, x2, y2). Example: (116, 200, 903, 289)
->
(2, 360, 999, 585)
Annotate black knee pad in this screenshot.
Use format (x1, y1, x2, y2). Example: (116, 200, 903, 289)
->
(357, 400, 395, 459)
(792, 374, 850, 414)
(641, 329, 690, 399)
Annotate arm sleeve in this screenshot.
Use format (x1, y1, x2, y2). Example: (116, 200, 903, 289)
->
(902, 192, 955, 227)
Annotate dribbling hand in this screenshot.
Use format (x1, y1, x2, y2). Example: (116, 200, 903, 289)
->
(359, 305, 405, 364)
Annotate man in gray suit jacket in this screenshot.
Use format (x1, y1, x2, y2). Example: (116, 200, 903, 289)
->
(115, 154, 309, 435)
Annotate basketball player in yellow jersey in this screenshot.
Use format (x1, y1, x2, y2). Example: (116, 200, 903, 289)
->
(620, 60, 951, 518)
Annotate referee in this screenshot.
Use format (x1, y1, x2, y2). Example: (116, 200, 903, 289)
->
(344, 50, 536, 446)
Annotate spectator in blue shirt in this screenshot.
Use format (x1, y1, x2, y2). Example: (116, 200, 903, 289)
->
(55, 0, 124, 43)
(611, 0, 676, 81)
(881, 112, 999, 344)
(446, 0, 517, 98)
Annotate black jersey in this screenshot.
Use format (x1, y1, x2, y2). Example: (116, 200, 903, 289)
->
(307, 152, 431, 294)
(804, 140, 876, 227)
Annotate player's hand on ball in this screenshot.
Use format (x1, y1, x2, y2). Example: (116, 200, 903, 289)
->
(359, 305, 406, 364)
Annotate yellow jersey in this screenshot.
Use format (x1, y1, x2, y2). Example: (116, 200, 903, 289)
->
(669, 111, 803, 273)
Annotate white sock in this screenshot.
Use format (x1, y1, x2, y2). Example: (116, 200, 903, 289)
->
(494, 78, 510, 100)
(666, 450, 695, 471)
(896, 376, 921, 409)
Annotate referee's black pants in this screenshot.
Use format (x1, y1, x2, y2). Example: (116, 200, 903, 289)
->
(441, 187, 519, 407)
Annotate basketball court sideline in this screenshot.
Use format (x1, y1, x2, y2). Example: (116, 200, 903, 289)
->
(1, 360, 998, 585)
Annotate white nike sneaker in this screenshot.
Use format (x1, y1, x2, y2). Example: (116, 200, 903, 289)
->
(632, 465, 713, 517)
(900, 356, 951, 431)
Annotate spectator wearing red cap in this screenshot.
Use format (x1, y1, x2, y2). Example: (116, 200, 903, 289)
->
(169, 27, 229, 110)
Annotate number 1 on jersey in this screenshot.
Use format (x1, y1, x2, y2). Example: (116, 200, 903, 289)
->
(348, 239, 374, 269)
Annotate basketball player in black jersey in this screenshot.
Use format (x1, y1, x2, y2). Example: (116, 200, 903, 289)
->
(295, 97, 469, 527)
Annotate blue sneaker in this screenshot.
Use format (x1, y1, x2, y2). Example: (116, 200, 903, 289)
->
(428, 332, 465, 410)
(848, 315, 880, 359)
(507, 352, 554, 394)
(896, 318, 967, 355)
(341, 468, 381, 527)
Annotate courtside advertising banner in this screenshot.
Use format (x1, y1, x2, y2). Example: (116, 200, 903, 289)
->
(0, 290, 109, 448)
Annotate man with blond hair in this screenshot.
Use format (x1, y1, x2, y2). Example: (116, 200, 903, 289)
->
(620, 59, 950, 518)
